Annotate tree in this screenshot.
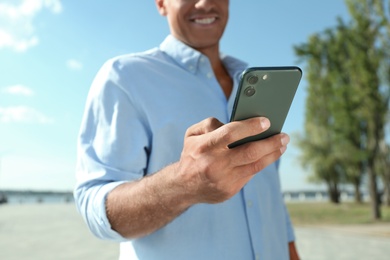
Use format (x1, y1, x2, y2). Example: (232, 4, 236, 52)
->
(295, 0, 390, 217)
(343, 0, 390, 219)
(294, 34, 344, 204)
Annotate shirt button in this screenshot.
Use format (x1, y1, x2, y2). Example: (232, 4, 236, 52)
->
(247, 200, 253, 208)
(200, 57, 206, 63)
(255, 254, 260, 260)
(188, 65, 195, 71)
(206, 72, 213, 78)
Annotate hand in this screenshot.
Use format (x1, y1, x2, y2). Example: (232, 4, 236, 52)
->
(105, 116, 289, 238)
(176, 117, 289, 204)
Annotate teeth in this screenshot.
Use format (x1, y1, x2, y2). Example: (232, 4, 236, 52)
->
(194, 17, 216, 24)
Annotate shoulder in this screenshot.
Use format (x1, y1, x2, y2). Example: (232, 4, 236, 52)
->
(92, 47, 169, 89)
(103, 47, 166, 73)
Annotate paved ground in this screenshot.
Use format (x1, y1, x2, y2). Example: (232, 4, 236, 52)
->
(0, 204, 389, 259)
(0, 204, 119, 260)
(295, 225, 390, 260)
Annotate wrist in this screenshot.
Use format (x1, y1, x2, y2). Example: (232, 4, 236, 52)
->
(150, 162, 198, 212)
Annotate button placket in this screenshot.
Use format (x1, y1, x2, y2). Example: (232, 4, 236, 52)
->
(242, 185, 263, 260)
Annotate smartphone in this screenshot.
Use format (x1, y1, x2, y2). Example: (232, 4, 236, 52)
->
(228, 66, 302, 148)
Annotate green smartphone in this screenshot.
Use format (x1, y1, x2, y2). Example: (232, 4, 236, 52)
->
(228, 66, 302, 148)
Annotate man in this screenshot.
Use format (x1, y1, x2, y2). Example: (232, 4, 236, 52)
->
(74, 0, 300, 259)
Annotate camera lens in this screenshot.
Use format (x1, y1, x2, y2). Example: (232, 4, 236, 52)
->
(244, 86, 256, 97)
(247, 75, 258, 84)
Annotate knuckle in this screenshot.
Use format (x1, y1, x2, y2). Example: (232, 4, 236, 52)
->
(252, 160, 266, 173)
(249, 117, 261, 126)
(252, 151, 280, 173)
(193, 142, 210, 157)
(247, 117, 261, 131)
(205, 117, 222, 130)
(244, 146, 260, 161)
(218, 127, 233, 143)
(184, 125, 193, 137)
(204, 117, 215, 125)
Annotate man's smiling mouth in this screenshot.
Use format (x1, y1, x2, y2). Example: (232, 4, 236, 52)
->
(194, 17, 216, 25)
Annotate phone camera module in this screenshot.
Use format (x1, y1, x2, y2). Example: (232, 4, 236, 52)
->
(244, 86, 256, 97)
(247, 75, 258, 84)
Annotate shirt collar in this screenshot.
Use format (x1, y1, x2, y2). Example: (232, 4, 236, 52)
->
(160, 35, 203, 74)
(159, 35, 248, 76)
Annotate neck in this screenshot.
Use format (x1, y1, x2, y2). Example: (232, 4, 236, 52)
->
(196, 45, 233, 99)
(196, 44, 221, 69)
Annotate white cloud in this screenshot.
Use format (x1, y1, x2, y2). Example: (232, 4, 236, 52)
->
(1, 84, 35, 96)
(0, 106, 53, 124)
(66, 59, 83, 71)
(0, 0, 63, 52)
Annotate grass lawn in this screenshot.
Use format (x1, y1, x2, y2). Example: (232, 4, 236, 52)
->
(286, 202, 390, 226)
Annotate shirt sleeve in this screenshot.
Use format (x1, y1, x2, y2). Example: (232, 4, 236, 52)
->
(74, 59, 150, 242)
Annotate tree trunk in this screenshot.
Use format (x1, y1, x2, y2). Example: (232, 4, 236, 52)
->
(382, 174, 390, 207)
(379, 141, 390, 207)
(327, 182, 340, 204)
(367, 162, 381, 219)
(353, 181, 362, 204)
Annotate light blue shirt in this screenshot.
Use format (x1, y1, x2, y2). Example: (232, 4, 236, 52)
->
(74, 35, 295, 260)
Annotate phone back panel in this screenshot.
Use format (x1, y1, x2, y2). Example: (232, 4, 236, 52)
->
(229, 67, 302, 148)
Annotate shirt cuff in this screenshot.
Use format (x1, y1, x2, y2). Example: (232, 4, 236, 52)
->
(88, 181, 130, 242)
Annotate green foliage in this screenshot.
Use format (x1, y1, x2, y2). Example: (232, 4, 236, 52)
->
(294, 0, 390, 212)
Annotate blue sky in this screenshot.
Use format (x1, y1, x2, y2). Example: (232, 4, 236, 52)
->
(0, 0, 350, 191)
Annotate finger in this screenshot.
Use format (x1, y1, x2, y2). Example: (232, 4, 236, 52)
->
(236, 141, 288, 177)
(210, 117, 271, 149)
(230, 133, 289, 166)
(185, 117, 224, 137)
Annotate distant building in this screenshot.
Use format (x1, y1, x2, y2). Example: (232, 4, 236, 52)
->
(283, 190, 364, 202)
(0, 192, 7, 204)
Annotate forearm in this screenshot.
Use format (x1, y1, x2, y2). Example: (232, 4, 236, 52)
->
(106, 162, 195, 239)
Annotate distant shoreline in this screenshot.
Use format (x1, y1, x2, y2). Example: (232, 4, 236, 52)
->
(0, 189, 373, 205)
(0, 190, 73, 204)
